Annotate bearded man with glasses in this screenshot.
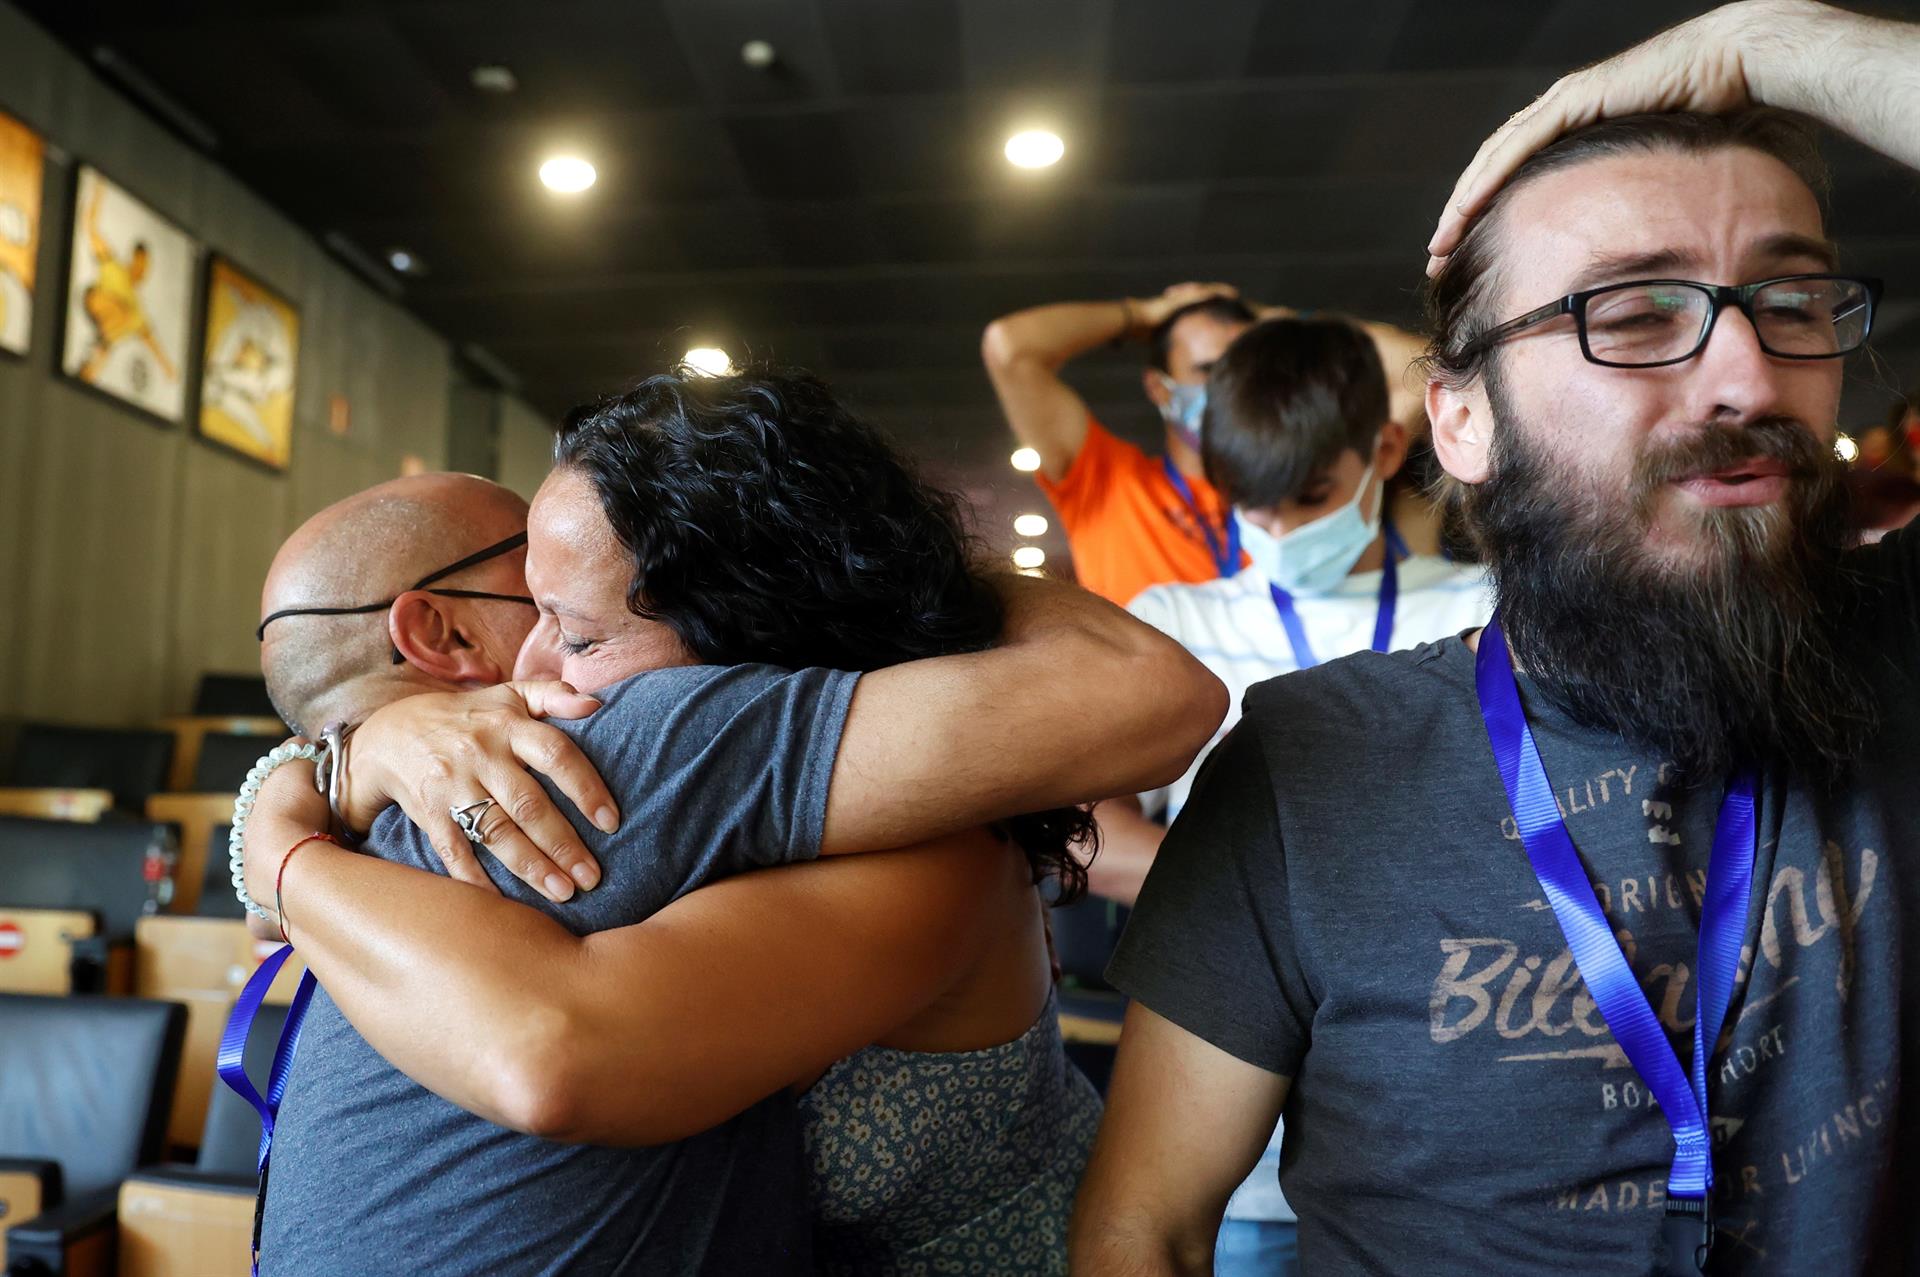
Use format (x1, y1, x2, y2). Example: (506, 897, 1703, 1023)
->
(1073, 3, 1920, 1273)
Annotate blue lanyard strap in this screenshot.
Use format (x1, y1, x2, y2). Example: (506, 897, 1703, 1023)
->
(1161, 457, 1240, 578)
(1265, 522, 1400, 669)
(218, 943, 318, 1277)
(1475, 614, 1755, 1263)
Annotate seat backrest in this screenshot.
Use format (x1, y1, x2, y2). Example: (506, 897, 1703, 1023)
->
(192, 674, 278, 719)
(0, 994, 186, 1197)
(1046, 893, 1129, 990)
(7, 724, 175, 812)
(197, 825, 244, 920)
(196, 1001, 288, 1178)
(0, 817, 164, 941)
(188, 734, 266, 794)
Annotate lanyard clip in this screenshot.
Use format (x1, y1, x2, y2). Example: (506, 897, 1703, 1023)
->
(1663, 1194, 1714, 1273)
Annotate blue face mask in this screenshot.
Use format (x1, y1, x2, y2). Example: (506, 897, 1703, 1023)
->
(1155, 375, 1206, 452)
(1237, 460, 1382, 595)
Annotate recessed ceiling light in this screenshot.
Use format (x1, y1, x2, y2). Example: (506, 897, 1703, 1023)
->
(539, 155, 597, 194)
(1835, 433, 1859, 463)
(1011, 545, 1046, 569)
(1004, 129, 1064, 169)
(683, 347, 734, 377)
(741, 40, 777, 69)
(1010, 447, 1042, 472)
(1013, 513, 1049, 537)
(470, 65, 518, 93)
(386, 247, 424, 276)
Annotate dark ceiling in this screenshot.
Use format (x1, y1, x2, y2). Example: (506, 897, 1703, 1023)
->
(20, 0, 1920, 554)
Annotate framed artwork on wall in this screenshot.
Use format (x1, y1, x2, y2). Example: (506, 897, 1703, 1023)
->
(59, 165, 197, 423)
(0, 110, 45, 357)
(197, 255, 300, 470)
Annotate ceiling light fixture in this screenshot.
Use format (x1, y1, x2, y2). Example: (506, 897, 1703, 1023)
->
(1004, 129, 1064, 169)
(741, 40, 777, 69)
(470, 65, 518, 93)
(386, 248, 424, 276)
(683, 347, 735, 377)
(539, 155, 597, 194)
(1013, 513, 1049, 538)
(1011, 545, 1046, 569)
(1010, 447, 1042, 472)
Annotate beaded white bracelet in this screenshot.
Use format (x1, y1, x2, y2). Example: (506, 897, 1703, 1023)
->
(230, 741, 330, 922)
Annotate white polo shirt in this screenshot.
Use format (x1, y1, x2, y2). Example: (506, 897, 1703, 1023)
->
(1127, 554, 1493, 1226)
(1129, 555, 1493, 822)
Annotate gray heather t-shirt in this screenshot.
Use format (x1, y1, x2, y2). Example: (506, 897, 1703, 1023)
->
(1111, 525, 1920, 1274)
(261, 662, 859, 1277)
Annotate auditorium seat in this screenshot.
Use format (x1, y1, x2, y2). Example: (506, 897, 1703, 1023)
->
(195, 827, 243, 922)
(0, 788, 114, 822)
(6, 724, 175, 814)
(134, 918, 306, 1151)
(0, 993, 186, 1275)
(190, 674, 277, 721)
(144, 796, 236, 915)
(0, 817, 170, 994)
(1048, 894, 1130, 1096)
(154, 718, 283, 795)
(115, 1003, 289, 1277)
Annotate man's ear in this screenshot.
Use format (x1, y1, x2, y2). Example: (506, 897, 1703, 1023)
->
(1372, 420, 1411, 484)
(389, 593, 510, 686)
(1427, 377, 1491, 485)
(1141, 367, 1170, 408)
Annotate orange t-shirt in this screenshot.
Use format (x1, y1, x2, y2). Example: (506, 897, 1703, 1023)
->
(1035, 416, 1247, 606)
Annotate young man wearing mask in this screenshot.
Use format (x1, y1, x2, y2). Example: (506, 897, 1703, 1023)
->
(1088, 318, 1489, 1277)
(982, 286, 1429, 606)
(1074, 3, 1920, 1271)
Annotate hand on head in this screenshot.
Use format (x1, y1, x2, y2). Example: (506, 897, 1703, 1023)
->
(1425, 2, 1770, 275)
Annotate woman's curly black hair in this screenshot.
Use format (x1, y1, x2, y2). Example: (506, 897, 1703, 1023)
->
(554, 365, 1093, 902)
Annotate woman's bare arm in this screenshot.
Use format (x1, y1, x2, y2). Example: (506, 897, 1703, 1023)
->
(249, 758, 1006, 1146)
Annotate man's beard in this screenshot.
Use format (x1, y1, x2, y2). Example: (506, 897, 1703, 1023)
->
(1460, 388, 1878, 786)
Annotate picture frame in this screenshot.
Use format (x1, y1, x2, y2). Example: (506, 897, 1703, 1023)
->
(196, 254, 300, 470)
(58, 164, 198, 424)
(0, 109, 45, 358)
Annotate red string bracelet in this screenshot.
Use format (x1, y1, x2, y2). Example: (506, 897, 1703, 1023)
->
(275, 833, 338, 944)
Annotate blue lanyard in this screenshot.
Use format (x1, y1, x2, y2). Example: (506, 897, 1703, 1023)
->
(1161, 458, 1240, 578)
(1475, 613, 1754, 1272)
(218, 944, 318, 1277)
(1265, 521, 1405, 669)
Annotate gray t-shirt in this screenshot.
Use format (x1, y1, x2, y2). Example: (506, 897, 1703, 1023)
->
(261, 662, 859, 1277)
(1110, 525, 1920, 1274)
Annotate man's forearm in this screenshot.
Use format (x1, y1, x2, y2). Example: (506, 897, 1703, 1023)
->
(982, 299, 1135, 374)
(1750, 1, 1920, 172)
(1088, 797, 1167, 907)
(822, 577, 1227, 854)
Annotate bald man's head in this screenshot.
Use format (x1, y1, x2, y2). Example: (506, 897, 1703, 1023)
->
(261, 473, 536, 733)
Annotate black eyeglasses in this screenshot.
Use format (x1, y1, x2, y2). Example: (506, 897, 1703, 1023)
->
(256, 531, 537, 663)
(1462, 274, 1882, 369)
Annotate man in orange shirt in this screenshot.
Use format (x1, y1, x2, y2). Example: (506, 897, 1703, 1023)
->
(982, 283, 1429, 606)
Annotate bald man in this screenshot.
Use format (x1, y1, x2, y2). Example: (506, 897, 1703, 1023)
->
(258, 472, 538, 735)
(246, 470, 1223, 1276)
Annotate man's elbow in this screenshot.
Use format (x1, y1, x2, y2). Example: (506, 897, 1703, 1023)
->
(980, 317, 1021, 372)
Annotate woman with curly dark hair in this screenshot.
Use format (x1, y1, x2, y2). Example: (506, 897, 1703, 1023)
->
(242, 367, 1117, 1275)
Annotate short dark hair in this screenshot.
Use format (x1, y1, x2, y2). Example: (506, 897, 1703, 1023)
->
(1148, 295, 1257, 373)
(554, 366, 1092, 901)
(1200, 317, 1389, 508)
(1423, 109, 1830, 389)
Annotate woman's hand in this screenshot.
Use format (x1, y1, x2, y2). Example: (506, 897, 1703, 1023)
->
(241, 750, 331, 939)
(342, 683, 619, 902)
